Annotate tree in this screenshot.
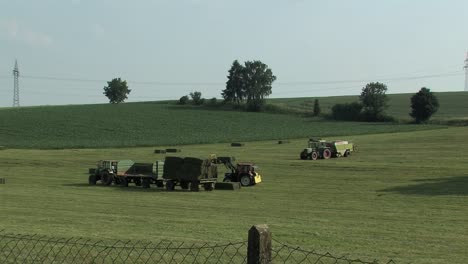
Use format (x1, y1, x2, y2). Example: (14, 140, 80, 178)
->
(222, 60, 245, 105)
(243, 60, 276, 111)
(313, 99, 321, 117)
(103, 78, 131, 104)
(410, 87, 439, 123)
(359, 82, 388, 121)
(178, 95, 189, 105)
(190, 91, 204, 105)
(331, 102, 363, 121)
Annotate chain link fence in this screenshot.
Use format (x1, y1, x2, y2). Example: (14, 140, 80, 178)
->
(0, 230, 395, 264)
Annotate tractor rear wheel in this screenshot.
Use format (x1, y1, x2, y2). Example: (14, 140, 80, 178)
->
(322, 149, 331, 159)
(311, 151, 318, 160)
(101, 172, 113, 186)
(240, 175, 252, 186)
(88, 175, 97, 185)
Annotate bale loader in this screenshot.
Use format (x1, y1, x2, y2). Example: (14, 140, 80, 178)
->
(213, 156, 262, 186)
(300, 139, 354, 160)
(88, 160, 164, 188)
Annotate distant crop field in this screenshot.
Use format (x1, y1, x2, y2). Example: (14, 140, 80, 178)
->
(270, 91, 468, 121)
(1, 127, 468, 263)
(0, 102, 443, 149)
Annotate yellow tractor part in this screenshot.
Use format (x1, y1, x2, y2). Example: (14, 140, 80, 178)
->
(254, 173, 262, 184)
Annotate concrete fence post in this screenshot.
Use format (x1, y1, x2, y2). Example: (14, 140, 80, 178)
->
(248, 224, 272, 264)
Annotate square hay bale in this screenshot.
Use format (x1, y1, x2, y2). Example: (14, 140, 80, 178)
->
(230, 143, 244, 147)
(154, 149, 166, 154)
(166, 148, 181, 153)
(215, 182, 241, 190)
(163, 157, 184, 179)
(278, 140, 290, 144)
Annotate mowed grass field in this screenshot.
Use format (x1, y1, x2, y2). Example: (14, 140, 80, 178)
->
(1, 127, 468, 263)
(0, 102, 442, 149)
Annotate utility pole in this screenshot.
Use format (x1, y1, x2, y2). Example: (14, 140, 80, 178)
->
(13, 60, 20, 107)
(465, 52, 468, 92)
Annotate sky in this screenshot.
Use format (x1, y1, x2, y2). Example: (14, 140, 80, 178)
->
(0, 0, 467, 107)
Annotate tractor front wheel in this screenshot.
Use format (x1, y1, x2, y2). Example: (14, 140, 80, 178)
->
(311, 151, 318, 160)
(240, 175, 252, 186)
(101, 172, 113, 186)
(88, 175, 97, 185)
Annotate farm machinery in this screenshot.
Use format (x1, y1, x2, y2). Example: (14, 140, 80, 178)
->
(88, 157, 218, 191)
(88, 160, 164, 188)
(300, 138, 354, 160)
(212, 156, 262, 186)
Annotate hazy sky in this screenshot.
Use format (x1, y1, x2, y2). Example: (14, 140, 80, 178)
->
(1, 0, 467, 107)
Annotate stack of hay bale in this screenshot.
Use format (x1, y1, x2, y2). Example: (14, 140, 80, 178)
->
(163, 157, 217, 181)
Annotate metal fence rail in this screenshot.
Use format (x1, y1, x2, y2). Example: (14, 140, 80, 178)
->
(0, 230, 395, 264)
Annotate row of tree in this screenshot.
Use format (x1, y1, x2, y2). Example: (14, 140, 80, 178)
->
(327, 82, 439, 123)
(102, 62, 439, 123)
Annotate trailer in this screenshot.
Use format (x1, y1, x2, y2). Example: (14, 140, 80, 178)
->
(163, 157, 218, 191)
(88, 160, 164, 188)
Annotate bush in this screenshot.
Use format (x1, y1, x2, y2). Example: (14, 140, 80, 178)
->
(331, 102, 363, 121)
(190, 91, 204, 105)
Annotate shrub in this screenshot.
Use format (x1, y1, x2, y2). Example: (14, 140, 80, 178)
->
(331, 102, 363, 121)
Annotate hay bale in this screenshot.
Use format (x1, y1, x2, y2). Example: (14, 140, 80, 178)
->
(163, 157, 184, 179)
(215, 182, 241, 190)
(278, 140, 290, 144)
(166, 148, 181, 153)
(154, 149, 166, 154)
(231, 143, 244, 147)
(179, 157, 203, 181)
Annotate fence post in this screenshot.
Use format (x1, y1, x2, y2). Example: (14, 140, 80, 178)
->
(248, 224, 271, 264)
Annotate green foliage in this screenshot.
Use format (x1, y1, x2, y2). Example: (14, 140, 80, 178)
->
(1, 127, 468, 263)
(0, 103, 440, 149)
(359, 82, 389, 121)
(208, 97, 217, 106)
(410, 87, 439, 123)
(312, 99, 321, 116)
(222, 60, 245, 105)
(103, 78, 131, 104)
(178, 95, 189, 105)
(331, 102, 363, 121)
(190, 91, 204, 105)
(222, 60, 276, 111)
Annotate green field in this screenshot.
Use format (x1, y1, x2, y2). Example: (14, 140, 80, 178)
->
(1, 127, 468, 263)
(270, 91, 468, 121)
(0, 101, 444, 149)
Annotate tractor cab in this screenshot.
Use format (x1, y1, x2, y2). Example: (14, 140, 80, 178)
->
(97, 160, 118, 174)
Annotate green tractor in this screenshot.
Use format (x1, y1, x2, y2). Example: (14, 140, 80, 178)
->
(300, 139, 354, 160)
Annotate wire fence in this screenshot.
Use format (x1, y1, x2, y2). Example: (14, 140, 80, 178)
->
(0, 231, 395, 264)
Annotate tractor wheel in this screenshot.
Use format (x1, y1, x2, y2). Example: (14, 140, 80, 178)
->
(180, 181, 189, 190)
(190, 181, 200, 192)
(311, 151, 319, 160)
(134, 178, 142, 186)
(240, 175, 252, 186)
(120, 177, 128, 187)
(166, 180, 175, 191)
(88, 175, 97, 185)
(142, 178, 151, 189)
(203, 183, 214, 191)
(300, 151, 308, 160)
(101, 172, 113, 186)
(322, 149, 331, 159)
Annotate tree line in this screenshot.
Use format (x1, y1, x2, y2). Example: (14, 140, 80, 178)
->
(102, 61, 439, 123)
